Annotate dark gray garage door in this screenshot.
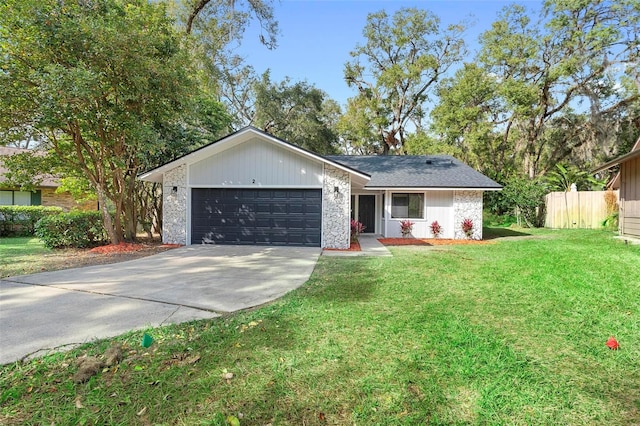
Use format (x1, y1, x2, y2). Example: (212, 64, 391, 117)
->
(191, 188, 322, 246)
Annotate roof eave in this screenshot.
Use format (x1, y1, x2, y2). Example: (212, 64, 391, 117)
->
(363, 186, 502, 191)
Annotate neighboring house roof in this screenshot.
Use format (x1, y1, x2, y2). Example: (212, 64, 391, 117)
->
(0, 146, 59, 187)
(328, 155, 502, 190)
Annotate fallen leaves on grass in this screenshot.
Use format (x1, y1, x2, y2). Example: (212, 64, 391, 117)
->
(239, 320, 263, 332)
(164, 353, 201, 368)
(606, 336, 620, 350)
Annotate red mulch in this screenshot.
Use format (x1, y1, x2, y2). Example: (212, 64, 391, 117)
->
(324, 241, 361, 251)
(378, 238, 494, 246)
(89, 243, 146, 254)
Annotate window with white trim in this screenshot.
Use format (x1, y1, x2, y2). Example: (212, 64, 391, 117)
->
(391, 193, 424, 219)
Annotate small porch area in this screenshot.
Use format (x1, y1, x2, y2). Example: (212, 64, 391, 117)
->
(322, 234, 392, 257)
(350, 188, 472, 240)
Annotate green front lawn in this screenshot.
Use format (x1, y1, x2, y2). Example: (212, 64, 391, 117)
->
(0, 237, 52, 278)
(1, 229, 639, 425)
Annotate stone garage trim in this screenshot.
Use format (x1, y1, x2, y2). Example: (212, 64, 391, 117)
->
(163, 164, 187, 245)
(453, 190, 483, 240)
(322, 164, 351, 249)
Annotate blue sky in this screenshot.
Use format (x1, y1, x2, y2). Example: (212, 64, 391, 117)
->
(235, 0, 542, 107)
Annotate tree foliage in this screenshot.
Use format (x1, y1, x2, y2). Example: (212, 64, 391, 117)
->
(181, 0, 278, 48)
(0, 0, 203, 243)
(252, 73, 340, 154)
(433, 0, 640, 180)
(431, 63, 513, 178)
(342, 8, 467, 154)
(545, 163, 605, 191)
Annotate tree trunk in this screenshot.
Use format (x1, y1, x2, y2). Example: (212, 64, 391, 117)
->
(96, 185, 119, 244)
(123, 199, 138, 241)
(152, 183, 163, 237)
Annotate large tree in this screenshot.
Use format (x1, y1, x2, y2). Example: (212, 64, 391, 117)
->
(182, 0, 278, 47)
(433, 0, 640, 179)
(252, 73, 341, 154)
(0, 0, 200, 243)
(431, 63, 513, 179)
(175, 0, 279, 107)
(342, 8, 467, 154)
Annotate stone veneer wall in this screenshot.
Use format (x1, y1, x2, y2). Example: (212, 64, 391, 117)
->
(453, 190, 483, 240)
(322, 165, 350, 249)
(163, 164, 187, 245)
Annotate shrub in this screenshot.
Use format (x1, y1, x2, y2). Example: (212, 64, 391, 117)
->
(400, 219, 414, 238)
(483, 210, 517, 227)
(35, 211, 107, 248)
(602, 189, 619, 230)
(350, 219, 365, 242)
(461, 218, 474, 239)
(500, 176, 548, 227)
(430, 220, 442, 238)
(602, 211, 619, 230)
(0, 205, 63, 236)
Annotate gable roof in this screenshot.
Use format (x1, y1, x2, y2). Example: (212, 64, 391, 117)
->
(138, 127, 501, 190)
(328, 155, 502, 190)
(138, 126, 370, 183)
(0, 146, 59, 187)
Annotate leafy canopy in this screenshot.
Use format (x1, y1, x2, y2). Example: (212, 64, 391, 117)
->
(343, 8, 467, 154)
(0, 0, 202, 242)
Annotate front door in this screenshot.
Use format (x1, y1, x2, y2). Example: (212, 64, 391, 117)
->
(358, 195, 375, 234)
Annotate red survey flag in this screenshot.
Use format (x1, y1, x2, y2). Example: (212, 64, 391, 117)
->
(606, 336, 620, 350)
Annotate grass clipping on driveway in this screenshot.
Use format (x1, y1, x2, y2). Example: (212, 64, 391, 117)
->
(1, 229, 639, 425)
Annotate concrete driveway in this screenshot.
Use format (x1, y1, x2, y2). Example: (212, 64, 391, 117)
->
(0, 245, 320, 364)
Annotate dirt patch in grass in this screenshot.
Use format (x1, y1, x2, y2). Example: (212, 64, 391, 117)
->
(378, 238, 495, 246)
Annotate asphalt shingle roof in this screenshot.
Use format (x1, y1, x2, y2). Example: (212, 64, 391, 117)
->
(327, 155, 502, 189)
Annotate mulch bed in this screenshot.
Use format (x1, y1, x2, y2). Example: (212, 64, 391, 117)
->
(89, 242, 182, 254)
(378, 238, 494, 246)
(324, 241, 361, 251)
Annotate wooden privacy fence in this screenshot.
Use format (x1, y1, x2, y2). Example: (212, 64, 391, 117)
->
(545, 190, 619, 229)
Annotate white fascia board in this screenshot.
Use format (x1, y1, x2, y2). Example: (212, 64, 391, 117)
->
(364, 187, 502, 191)
(188, 184, 323, 189)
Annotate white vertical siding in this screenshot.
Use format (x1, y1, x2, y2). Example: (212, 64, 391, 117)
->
(383, 190, 454, 238)
(425, 191, 454, 239)
(188, 138, 323, 187)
